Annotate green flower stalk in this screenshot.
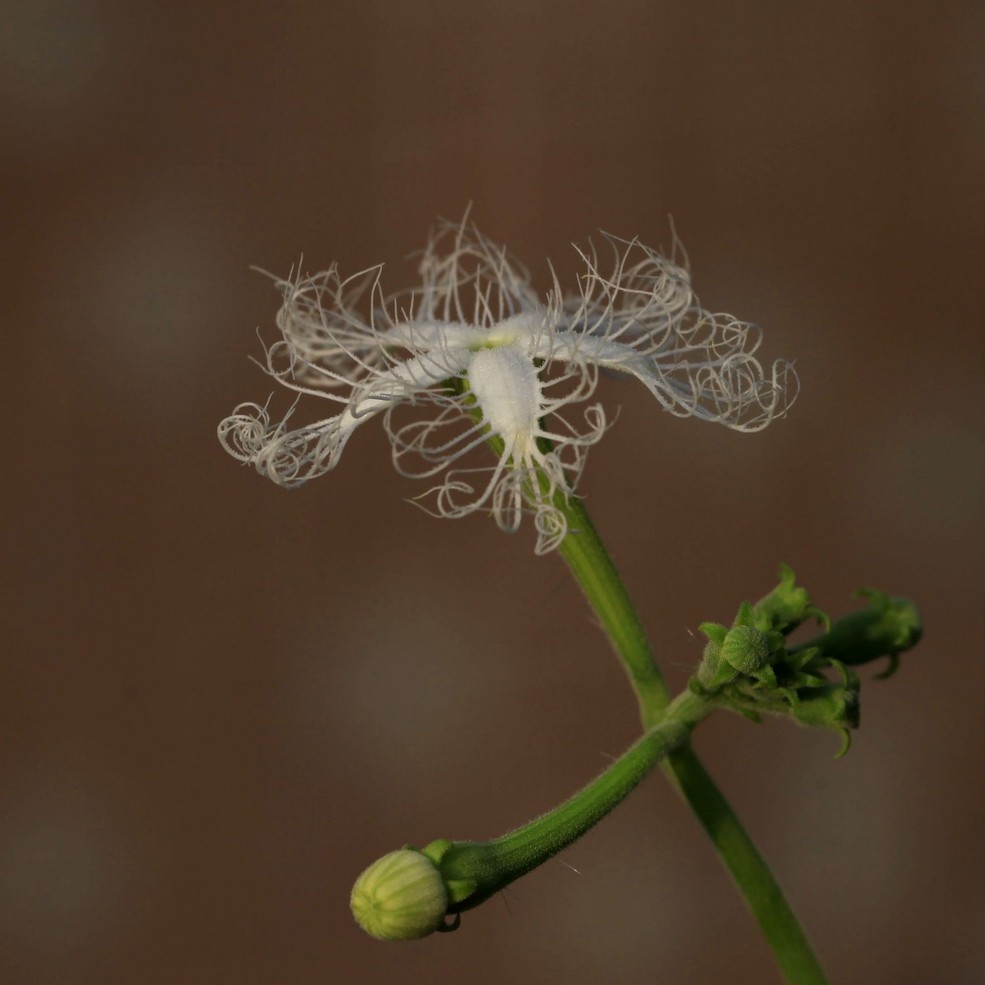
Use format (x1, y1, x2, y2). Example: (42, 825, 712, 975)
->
(351, 691, 709, 940)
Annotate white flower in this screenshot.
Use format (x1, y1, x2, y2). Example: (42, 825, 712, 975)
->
(218, 217, 797, 553)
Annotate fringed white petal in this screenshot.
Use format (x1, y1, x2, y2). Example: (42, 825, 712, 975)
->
(219, 216, 798, 550)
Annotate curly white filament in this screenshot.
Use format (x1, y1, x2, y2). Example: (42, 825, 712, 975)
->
(219, 218, 796, 553)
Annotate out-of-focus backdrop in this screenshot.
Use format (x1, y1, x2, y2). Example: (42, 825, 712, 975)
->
(3, 2, 983, 983)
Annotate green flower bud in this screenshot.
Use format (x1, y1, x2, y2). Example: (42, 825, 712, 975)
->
(720, 625, 771, 674)
(792, 592, 922, 675)
(351, 849, 449, 941)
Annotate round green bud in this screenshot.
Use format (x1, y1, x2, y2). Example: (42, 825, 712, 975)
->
(720, 625, 771, 674)
(351, 849, 449, 941)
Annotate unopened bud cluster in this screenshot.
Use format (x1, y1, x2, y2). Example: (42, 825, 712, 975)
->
(690, 566, 921, 755)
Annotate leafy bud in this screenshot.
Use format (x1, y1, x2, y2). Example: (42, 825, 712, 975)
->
(752, 564, 817, 634)
(351, 849, 449, 941)
(795, 591, 922, 675)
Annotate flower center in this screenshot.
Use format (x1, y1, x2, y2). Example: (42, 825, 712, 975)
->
(467, 345, 541, 457)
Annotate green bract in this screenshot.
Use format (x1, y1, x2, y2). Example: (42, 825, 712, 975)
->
(754, 563, 832, 633)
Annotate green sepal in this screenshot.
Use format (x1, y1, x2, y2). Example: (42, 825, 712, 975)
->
(699, 621, 729, 645)
(790, 685, 860, 732)
(696, 622, 731, 688)
(732, 600, 757, 629)
(703, 660, 739, 690)
(420, 839, 480, 907)
(787, 646, 823, 672)
(750, 664, 778, 690)
(777, 686, 800, 707)
(874, 652, 901, 680)
(751, 564, 815, 635)
(789, 671, 827, 690)
(421, 839, 455, 866)
(436, 913, 462, 933)
(811, 607, 832, 633)
(827, 658, 857, 688)
(444, 878, 480, 907)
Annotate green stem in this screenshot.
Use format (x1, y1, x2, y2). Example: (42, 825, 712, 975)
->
(432, 690, 710, 913)
(557, 501, 671, 726)
(556, 492, 830, 985)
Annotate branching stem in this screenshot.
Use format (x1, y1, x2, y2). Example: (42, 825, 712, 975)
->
(555, 492, 830, 985)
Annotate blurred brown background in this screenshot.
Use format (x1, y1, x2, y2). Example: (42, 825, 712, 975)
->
(3, 1, 983, 983)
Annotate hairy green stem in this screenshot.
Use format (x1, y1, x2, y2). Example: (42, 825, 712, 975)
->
(557, 501, 671, 725)
(432, 690, 709, 913)
(556, 492, 830, 985)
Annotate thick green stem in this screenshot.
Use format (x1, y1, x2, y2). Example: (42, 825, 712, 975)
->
(435, 690, 709, 913)
(556, 492, 830, 985)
